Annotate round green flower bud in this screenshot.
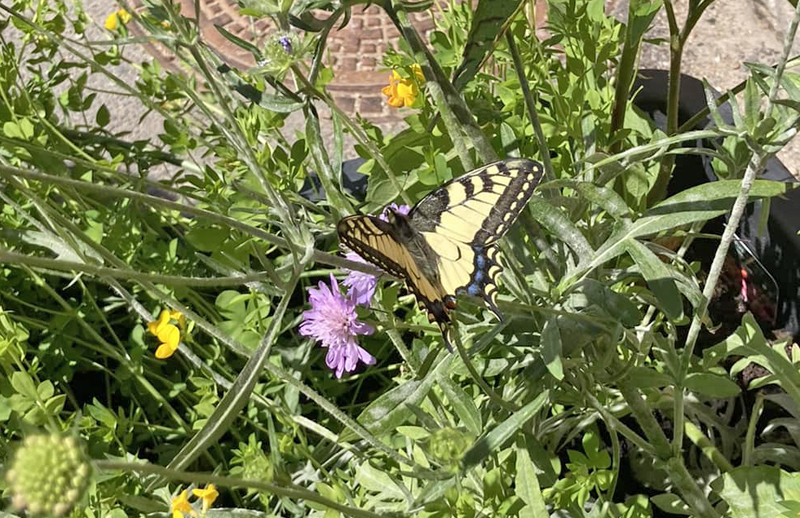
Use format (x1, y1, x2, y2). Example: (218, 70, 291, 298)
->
(429, 428, 471, 464)
(5, 434, 92, 517)
(256, 32, 299, 76)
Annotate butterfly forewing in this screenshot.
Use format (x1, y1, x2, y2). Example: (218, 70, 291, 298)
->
(336, 158, 543, 346)
(337, 215, 450, 324)
(409, 158, 543, 314)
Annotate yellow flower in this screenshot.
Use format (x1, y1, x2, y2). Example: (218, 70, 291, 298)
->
(104, 9, 131, 31)
(148, 309, 181, 359)
(170, 490, 196, 518)
(382, 64, 425, 108)
(192, 485, 219, 514)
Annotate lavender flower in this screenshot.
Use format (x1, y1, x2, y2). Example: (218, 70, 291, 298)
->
(380, 203, 411, 220)
(277, 35, 293, 54)
(341, 203, 411, 306)
(299, 274, 375, 378)
(342, 252, 378, 306)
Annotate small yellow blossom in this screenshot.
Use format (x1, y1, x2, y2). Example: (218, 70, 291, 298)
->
(192, 485, 219, 514)
(382, 64, 425, 108)
(171, 490, 196, 518)
(148, 309, 181, 359)
(105, 9, 132, 31)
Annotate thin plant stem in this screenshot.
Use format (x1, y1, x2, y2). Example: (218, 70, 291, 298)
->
(452, 325, 517, 412)
(0, 165, 384, 277)
(95, 461, 389, 518)
(743, 392, 765, 466)
(506, 32, 554, 183)
(0, 249, 279, 287)
(673, 0, 800, 457)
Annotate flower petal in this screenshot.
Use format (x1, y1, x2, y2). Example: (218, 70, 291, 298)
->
(155, 343, 176, 359)
(157, 324, 180, 349)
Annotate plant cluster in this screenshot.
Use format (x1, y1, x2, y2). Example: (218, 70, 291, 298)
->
(2, 0, 800, 517)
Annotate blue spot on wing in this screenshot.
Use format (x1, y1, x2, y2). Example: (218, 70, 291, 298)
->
(475, 253, 486, 268)
(468, 284, 482, 296)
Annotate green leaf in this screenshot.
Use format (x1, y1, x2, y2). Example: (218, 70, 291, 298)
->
(462, 390, 549, 470)
(566, 179, 792, 287)
(355, 462, 407, 501)
(711, 466, 800, 518)
(684, 372, 741, 398)
(650, 493, 692, 515)
(11, 372, 38, 400)
(451, 0, 526, 92)
(527, 197, 593, 259)
(625, 366, 672, 388)
(625, 239, 683, 320)
(702, 313, 800, 397)
(515, 443, 548, 518)
(257, 94, 304, 114)
(541, 316, 563, 380)
(439, 378, 482, 435)
(573, 279, 642, 327)
(186, 226, 229, 252)
(96, 104, 110, 127)
(572, 181, 631, 219)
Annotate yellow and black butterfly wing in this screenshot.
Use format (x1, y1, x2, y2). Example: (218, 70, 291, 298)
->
(409, 158, 544, 315)
(337, 215, 453, 326)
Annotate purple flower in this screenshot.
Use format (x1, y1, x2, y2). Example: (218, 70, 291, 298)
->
(278, 35, 292, 54)
(299, 274, 376, 378)
(380, 203, 411, 221)
(341, 204, 411, 306)
(342, 252, 378, 306)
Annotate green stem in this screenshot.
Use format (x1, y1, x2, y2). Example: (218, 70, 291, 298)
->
(675, 0, 800, 456)
(0, 249, 279, 287)
(95, 461, 389, 518)
(665, 457, 720, 518)
(452, 325, 517, 412)
(505, 32, 554, 182)
(618, 383, 671, 460)
(743, 392, 765, 466)
(0, 164, 383, 276)
(684, 420, 734, 472)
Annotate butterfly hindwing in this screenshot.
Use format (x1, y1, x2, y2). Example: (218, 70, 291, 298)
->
(410, 158, 543, 315)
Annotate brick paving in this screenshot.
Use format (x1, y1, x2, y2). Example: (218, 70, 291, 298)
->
(135, 0, 436, 123)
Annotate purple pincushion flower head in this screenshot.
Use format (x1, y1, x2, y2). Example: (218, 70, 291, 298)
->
(278, 35, 292, 53)
(299, 274, 375, 378)
(342, 252, 378, 306)
(342, 203, 411, 305)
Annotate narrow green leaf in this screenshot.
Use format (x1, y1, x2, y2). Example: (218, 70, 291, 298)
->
(515, 443, 549, 518)
(684, 372, 741, 398)
(439, 378, 482, 435)
(462, 390, 550, 470)
(541, 316, 563, 380)
(451, 0, 526, 92)
(527, 197, 593, 259)
(626, 239, 683, 320)
(573, 181, 631, 218)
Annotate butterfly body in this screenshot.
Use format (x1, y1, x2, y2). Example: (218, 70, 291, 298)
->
(338, 158, 543, 347)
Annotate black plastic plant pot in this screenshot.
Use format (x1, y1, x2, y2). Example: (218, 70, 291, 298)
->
(632, 69, 800, 340)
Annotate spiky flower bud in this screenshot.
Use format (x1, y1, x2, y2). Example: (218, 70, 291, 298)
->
(255, 32, 300, 76)
(5, 434, 92, 517)
(429, 427, 471, 464)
